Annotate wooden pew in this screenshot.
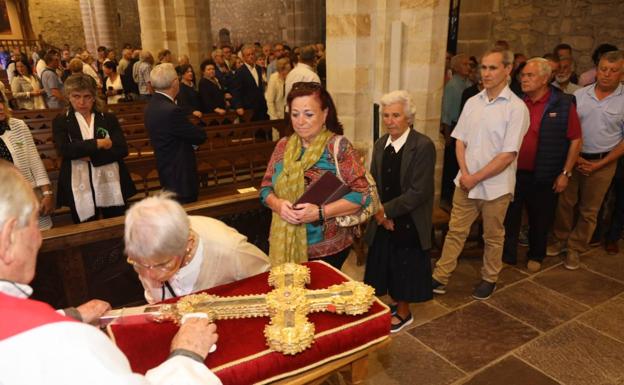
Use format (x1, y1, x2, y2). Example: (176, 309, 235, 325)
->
(34, 191, 269, 307)
(36, 118, 287, 226)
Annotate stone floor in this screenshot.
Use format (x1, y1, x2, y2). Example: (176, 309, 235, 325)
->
(325, 239, 624, 385)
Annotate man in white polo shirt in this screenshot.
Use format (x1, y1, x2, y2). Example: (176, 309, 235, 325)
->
(432, 47, 530, 300)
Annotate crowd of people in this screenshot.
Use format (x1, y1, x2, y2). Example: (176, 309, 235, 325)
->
(0, 34, 623, 383)
(437, 41, 624, 314)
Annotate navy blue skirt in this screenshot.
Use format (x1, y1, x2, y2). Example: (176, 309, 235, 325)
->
(364, 227, 433, 303)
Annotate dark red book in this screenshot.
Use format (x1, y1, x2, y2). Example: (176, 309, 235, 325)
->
(294, 171, 351, 206)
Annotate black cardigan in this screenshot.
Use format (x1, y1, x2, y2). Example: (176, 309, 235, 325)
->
(52, 110, 137, 209)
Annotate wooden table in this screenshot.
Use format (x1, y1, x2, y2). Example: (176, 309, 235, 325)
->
(272, 339, 390, 385)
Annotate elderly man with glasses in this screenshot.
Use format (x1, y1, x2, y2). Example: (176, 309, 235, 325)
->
(124, 193, 270, 304)
(0, 161, 222, 384)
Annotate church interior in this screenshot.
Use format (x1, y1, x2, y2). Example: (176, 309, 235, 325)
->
(1, 0, 624, 384)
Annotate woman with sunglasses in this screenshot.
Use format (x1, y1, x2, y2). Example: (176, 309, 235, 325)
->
(52, 73, 136, 223)
(260, 82, 371, 269)
(124, 193, 269, 304)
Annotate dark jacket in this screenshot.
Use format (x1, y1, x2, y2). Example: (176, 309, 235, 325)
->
(52, 110, 136, 209)
(198, 78, 226, 113)
(365, 129, 435, 250)
(231, 64, 268, 121)
(177, 82, 201, 115)
(533, 86, 575, 184)
(144, 92, 207, 203)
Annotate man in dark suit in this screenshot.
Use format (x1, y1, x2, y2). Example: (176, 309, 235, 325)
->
(231, 44, 269, 121)
(144, 63, 207, 203)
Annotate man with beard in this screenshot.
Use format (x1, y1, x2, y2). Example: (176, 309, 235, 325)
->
(552, 56, 581, 94)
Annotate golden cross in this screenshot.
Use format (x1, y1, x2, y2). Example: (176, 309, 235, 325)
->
(104, 263, 375, 355)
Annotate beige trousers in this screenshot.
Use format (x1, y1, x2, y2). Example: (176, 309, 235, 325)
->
(433, 188, 512, 284)
(553, 160, 617, 253)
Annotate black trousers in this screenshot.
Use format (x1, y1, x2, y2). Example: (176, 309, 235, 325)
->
(503, 171, 557, 263)
(441, 139, 458, 204)
(320, 247, 351, 270)
(70, 204, 127, 224)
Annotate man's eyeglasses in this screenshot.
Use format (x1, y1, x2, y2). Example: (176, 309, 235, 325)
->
(126, 256, 179, 272)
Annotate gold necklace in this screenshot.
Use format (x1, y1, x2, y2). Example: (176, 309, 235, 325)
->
(180, 231, 197, 268)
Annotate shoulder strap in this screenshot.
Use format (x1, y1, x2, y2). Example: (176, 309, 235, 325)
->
(332, 135, 344, 182)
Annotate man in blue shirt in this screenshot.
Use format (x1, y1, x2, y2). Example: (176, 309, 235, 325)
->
(548, 50, 624, 269)
(440, 54, 473, 208)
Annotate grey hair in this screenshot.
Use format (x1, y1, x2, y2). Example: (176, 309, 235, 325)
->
(450, 53, 469, 71)
(526, 57, 552, 78)
(482, 47, 514, 67)
(379, 90, 417, 125)
(124, 191, 190, 260)
(241, 44, 255, 54)
(150, 63, 178, 91)
(211, 48, 222, 60)
(601, 50, 624, 63)
(140, 50, 153, 62)
(64, 73, 105, 112)
(0, 160, 37, 229)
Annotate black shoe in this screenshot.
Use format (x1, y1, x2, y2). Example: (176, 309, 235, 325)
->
(390, 313, 413, 333)
(388, 303, 397, 315)
(472, 280, 496, 300)
(502, 257, 517, 266)
(432, 278, 447, 295)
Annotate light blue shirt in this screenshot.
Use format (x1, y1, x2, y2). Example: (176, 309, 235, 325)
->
(574, 83, 624, 154)
(452, 86, 530, 200)
(441, 74, 472, 126)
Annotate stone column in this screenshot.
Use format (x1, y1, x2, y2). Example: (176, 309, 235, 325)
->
(137, 0, 211, 69)
(79, 0, 120, 53)
(286, 0, 325, 46)
(173, 0, 212, 69)
(326, 0, 450, 200)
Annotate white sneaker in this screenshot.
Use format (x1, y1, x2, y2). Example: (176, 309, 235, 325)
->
(546, 240, 567, 256)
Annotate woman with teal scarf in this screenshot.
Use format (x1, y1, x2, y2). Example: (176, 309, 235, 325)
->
(260, 82, 371, 269)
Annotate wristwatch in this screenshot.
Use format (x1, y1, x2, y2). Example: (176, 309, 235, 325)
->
(562, 169, 572, 178)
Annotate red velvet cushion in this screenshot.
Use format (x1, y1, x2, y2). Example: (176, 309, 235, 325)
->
(108, 261, 390, 385)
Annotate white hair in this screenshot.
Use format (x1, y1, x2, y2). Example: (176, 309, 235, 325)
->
(124, 192, 190, 260)
(150, 63, 178, 91)
(379, 90, 417, 124)
(0, 161, 37, 229)
(450, 53, 469, 72)
(526, 57, 552, 78)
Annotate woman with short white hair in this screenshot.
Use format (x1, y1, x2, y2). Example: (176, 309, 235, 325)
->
(364, 90, 436, 333)
(125, 192, 270, 304)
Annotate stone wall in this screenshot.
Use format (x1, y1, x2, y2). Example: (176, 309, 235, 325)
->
(457, 0, 624, 73)
(209, 0, 287, 46)
(116, 0, 141, 49)
(209, 0, 324, 47)
(29, 0, 85, 51)
(327, 0, 450, 201)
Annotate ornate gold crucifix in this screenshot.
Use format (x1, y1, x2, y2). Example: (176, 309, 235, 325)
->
(102, 263, 375, 355)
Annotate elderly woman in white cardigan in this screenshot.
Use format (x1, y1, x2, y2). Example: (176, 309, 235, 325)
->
(0, 94, 54, 229)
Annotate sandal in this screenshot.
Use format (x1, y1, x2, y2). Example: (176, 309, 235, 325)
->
(390, 312, 413, 333)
